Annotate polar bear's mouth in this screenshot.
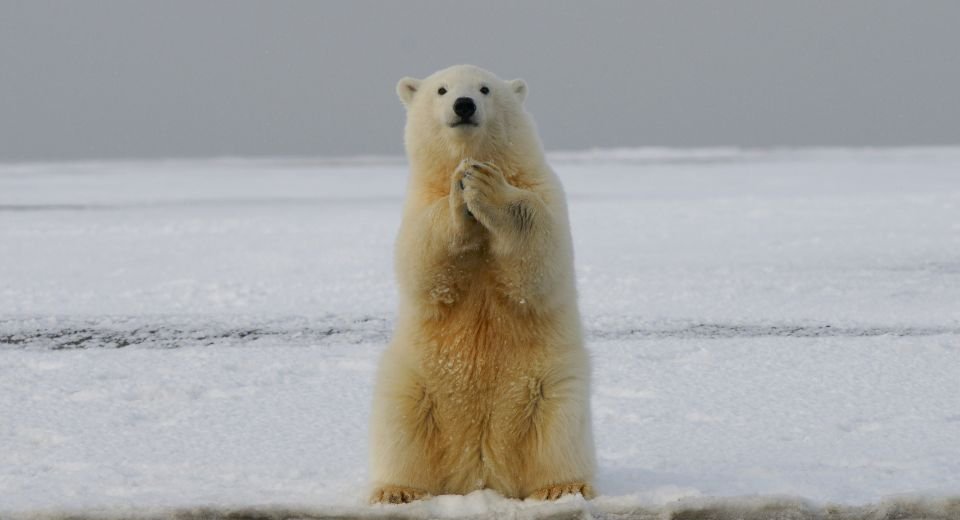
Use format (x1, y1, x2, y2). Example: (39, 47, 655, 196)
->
(450, 120, 479, 128)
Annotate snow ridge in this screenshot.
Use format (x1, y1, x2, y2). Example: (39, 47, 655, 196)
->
(5, 495, 960, 520)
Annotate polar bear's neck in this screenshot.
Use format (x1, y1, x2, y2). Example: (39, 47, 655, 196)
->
(409, 148, 540, 201)
(406, 121, 548, 202)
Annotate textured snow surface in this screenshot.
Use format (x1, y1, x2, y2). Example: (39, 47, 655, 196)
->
(1, 148, 959, 518)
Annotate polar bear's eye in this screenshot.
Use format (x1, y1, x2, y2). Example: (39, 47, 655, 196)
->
(438, 87, 447, 96)
(480, 86, 490, 95)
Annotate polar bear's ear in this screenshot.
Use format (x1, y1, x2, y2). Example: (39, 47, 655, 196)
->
(509, 79, 527, 103)
(397, 77, 422, 106)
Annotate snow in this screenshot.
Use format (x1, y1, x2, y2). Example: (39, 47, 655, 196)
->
(1, 148, 959, 518)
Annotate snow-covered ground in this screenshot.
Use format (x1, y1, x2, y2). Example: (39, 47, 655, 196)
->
(1, 148, 959, 518)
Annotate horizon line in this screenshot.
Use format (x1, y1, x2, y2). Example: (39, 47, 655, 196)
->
(3, 145, 960, 170)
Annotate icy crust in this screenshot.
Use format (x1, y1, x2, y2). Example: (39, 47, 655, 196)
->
(4, 495, 960, 520)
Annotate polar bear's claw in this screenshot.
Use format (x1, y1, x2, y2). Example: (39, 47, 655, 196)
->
(527, 482, 595, 501)
(370, 485, 430, 504)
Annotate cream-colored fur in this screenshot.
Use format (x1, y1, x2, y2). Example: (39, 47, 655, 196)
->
(370, 65, 595, 503)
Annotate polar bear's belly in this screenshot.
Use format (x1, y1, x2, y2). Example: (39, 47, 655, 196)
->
(417, 290, 551, 494)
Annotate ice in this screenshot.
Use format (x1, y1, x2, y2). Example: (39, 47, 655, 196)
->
(1, 148, 958, 518)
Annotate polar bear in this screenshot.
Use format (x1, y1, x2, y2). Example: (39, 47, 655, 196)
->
(369, 65, 595, 504)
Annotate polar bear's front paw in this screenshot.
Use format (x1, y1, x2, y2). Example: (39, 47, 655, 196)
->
(448, 161, 473, 221)
(370, 485, 430, 504)
(460, 160, 514, 224)
(527, 482, 595, 501)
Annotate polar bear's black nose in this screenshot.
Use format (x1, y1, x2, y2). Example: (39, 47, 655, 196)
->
(454, 97, 476, 118)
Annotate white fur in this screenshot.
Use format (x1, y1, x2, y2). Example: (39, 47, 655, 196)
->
(370, 65, 595, 503)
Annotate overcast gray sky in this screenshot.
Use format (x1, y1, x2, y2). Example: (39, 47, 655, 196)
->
(1, 1, 959, 162)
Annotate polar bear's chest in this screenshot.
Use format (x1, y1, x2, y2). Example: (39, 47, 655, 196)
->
(425, 252, 517, 306)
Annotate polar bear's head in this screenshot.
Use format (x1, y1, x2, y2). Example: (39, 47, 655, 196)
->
(397, 65, 530, 159)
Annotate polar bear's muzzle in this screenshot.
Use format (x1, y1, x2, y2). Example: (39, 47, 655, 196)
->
(450, 97, 479, 127)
